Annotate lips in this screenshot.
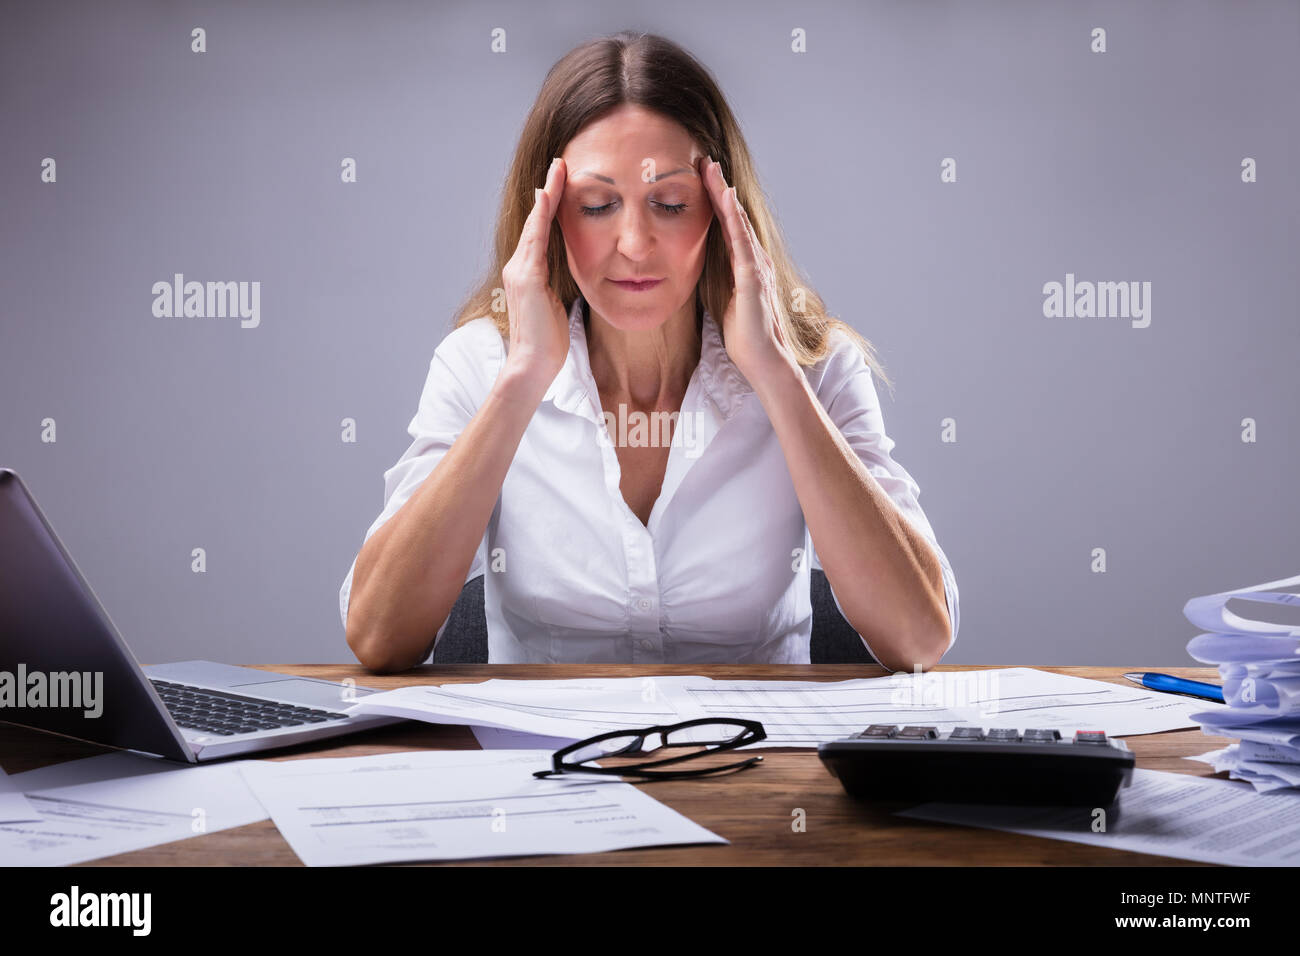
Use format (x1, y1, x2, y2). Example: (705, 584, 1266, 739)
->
(610, 278, 663, 291)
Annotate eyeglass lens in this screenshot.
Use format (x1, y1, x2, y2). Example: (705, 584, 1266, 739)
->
(567, 721, 750, 764)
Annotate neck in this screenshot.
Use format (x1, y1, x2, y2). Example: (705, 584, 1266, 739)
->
(586, 297, 702, 409)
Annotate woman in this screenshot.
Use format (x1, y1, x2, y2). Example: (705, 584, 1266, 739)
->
(340, 31, 958, 673)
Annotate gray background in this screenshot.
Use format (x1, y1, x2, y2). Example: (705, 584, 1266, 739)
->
(2, 0, 1297, 667)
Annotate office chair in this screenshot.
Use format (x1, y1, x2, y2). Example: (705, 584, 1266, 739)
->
(430, 570, 878, 665)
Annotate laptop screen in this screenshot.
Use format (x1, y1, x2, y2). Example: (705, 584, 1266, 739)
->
(0, 469, 193, 762)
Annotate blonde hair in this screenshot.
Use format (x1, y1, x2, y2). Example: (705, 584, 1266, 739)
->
(452, 30, 894, 396)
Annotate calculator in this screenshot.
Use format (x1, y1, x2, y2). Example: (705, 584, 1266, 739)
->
(818, 725, 1136, 807)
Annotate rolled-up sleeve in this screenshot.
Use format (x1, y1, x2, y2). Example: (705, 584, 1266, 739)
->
(339, 320, 498, 644)
(807, 329, 959, 660)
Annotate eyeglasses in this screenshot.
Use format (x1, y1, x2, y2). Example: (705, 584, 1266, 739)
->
(533, 718, 766, 781)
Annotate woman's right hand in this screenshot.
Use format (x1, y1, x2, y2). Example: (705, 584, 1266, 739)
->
(500, 156, 570, 391)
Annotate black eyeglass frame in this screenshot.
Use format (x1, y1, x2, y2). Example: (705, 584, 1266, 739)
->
(533, 717, 767, 780)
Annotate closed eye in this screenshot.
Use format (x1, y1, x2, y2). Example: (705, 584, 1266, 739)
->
(580, 201, 688, 217)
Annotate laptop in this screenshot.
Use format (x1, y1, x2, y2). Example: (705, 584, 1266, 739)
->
(0, 467, 404, 763)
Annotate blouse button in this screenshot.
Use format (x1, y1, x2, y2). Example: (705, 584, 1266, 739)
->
(637, 598, 651, 610)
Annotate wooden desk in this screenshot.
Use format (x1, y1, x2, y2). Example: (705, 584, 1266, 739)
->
(0, 665, 1234, 866)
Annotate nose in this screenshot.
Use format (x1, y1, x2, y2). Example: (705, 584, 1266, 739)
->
(614, 203, 654, 260)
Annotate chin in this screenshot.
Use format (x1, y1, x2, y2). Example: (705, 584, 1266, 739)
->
(589, 288, 677, 330)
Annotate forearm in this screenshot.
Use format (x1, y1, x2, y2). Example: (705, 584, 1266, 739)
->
(347, 364, 547, 672)
(751, 356, 950, 671)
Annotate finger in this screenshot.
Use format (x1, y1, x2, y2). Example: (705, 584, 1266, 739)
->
(697, 154, 733, 250)
(521, 158, 564, 264)
(730, 180, 774, 275)
(701, 157, 756, 280)
(721, 174, 784, 324)
(545, 155, 567, 213)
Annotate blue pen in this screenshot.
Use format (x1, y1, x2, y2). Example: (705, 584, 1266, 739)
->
(1123, 672, 1225, 703)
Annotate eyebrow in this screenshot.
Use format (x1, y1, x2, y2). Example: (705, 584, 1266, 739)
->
(570, 166, 695, 184)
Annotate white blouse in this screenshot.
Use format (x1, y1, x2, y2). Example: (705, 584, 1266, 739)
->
(340, 294, 959, 665)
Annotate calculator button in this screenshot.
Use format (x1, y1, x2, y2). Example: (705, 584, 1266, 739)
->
(897, 726, 939, 738)
(859, 725, 899, 738)
(948, 727, 985, 739)
(1022, 729, 1062, 741)
(985, 728, 1020, 741)
(1074, 730, 1109, 744)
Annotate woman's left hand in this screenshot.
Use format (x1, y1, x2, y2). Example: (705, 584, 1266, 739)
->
(698, 155, 797, 384)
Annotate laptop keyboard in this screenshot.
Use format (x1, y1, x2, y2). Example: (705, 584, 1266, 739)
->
(150, 679, 352, 736)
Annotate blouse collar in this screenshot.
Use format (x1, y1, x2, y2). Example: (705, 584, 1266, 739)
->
(543, 293, 755, 424)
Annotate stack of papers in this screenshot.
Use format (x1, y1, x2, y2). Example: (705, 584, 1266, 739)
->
(1184, 572, 1300, 792)
(0, 749, 725, 867)
(344, 667, 1222, 745)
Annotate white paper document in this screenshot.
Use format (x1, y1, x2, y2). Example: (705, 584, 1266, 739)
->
(1186, 745, 1300, 791)
(350, 668, 1223, 748)
(1181, 573, 1300, 790)
(1214, 660, 1300, 716)
(1185, 708, 1300, 794)
(237, 749, 726, 866)
(897, 768, 1300, 866)
(0, 766, 40, 824)
(1183, 572, 1300, 638)
(471, 725, 579, 750)
(658, 667, 1224, 745)
(1184, 574, 1300, 698)
(0, 752, 269, 866)
(1187, 632, 1300, 665)
(348, 675, 705, 740)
